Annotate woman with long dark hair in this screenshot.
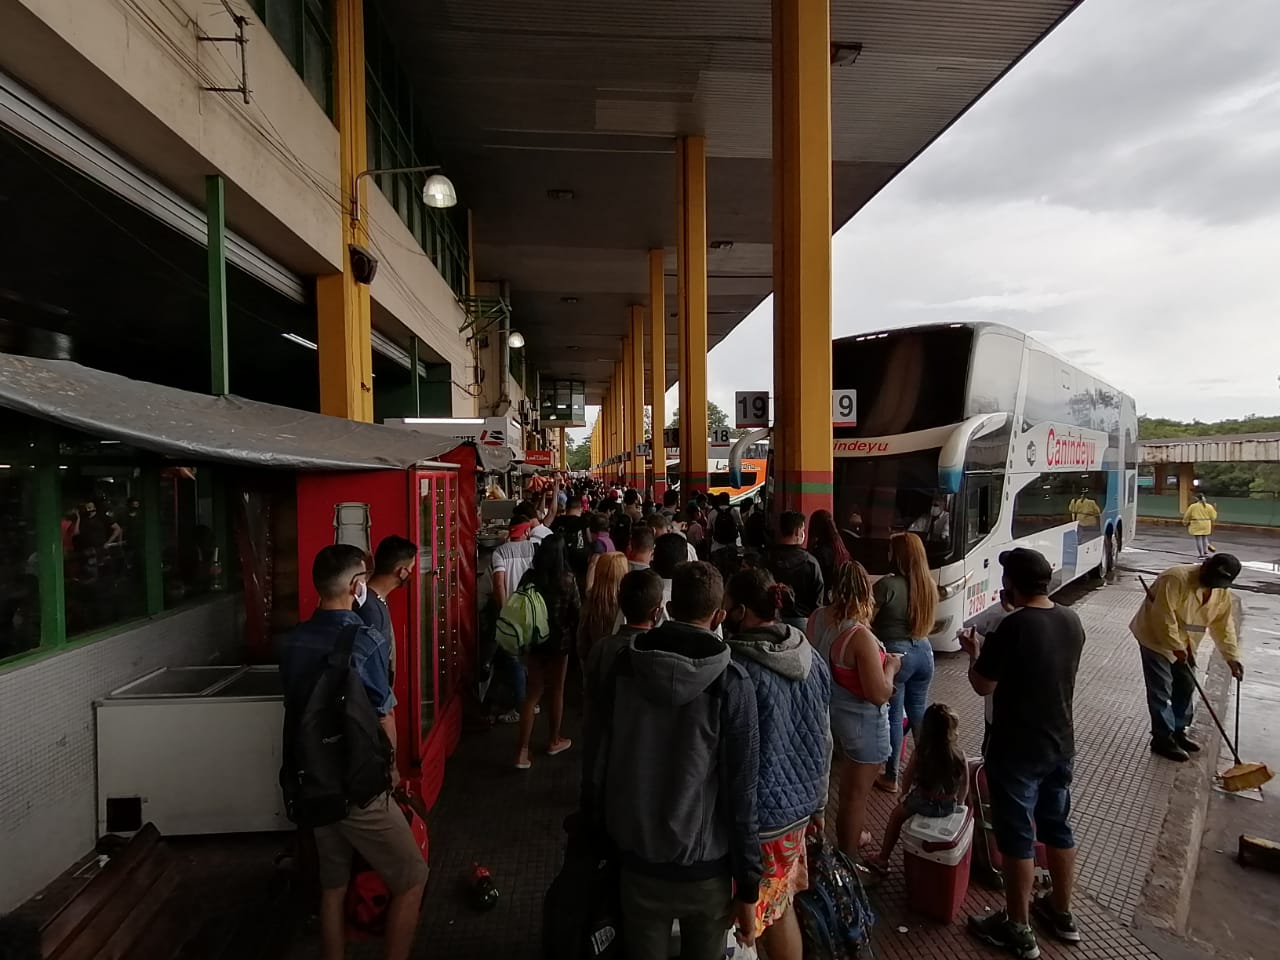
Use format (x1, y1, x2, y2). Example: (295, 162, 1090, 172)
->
(806, 509, 850, 602)
(723, 567, 831, 958)
(515, 534, 580, 769)
(873, 532, 937, 792)
(807, 562, 899, 871)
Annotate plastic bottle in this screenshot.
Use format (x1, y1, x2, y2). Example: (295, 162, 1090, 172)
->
(470, 863, 499, 911)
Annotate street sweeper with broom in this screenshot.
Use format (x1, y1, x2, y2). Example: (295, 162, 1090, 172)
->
(1129, 554, 1245, 763)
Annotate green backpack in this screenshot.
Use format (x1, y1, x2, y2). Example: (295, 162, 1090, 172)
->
(496, 584, 549, 654)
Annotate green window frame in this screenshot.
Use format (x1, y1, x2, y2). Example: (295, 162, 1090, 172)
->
(363, 0, 470, 297)
(0, 418, 235, 672)
(251, 0, 335, 116)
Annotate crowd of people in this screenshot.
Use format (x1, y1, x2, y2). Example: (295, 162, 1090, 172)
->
(487, 479, 1090, 960)
(276, 473, 1253, 960)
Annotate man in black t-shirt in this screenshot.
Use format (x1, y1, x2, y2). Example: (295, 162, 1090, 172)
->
(960, 548, 1084, 958)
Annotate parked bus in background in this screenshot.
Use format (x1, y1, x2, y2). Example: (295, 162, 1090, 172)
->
(819, 322, 1136, 651)
(666, 444, 768, 503)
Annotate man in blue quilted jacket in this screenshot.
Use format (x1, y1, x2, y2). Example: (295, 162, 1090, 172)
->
(722, 567, 832, 960)
(583, 561, 762, 959)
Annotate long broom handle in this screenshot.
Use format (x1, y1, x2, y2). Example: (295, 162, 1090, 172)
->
(1138, 575, 1243, 764)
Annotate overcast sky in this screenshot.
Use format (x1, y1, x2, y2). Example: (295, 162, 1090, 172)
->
(579, 0, 1280, 442)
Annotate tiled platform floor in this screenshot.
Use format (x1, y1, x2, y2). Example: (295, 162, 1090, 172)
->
(290, 567, 1183, 958)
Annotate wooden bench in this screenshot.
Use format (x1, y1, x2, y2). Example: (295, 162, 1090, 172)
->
(41, 824, 190, 960)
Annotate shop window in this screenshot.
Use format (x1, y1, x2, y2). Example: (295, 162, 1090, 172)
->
(161, 467, 222, 608)
(62, 466, 148, 638)
(0, 468, 39, 661)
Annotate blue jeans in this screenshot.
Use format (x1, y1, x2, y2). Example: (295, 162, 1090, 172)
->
(502, 650, 527, 707)
(986, 756, 1075, 859)
(884, 638, 935, 780)
(1139, 644, 1194, 741)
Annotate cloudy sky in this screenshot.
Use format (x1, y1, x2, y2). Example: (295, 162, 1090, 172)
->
(578, 0, 1280, 442)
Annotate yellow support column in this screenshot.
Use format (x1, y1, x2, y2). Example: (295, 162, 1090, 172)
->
(559, 427, 568, 473)
(1177, 462, 1196, 514)
(772, 0, 832, 515)
(614, 360, 625, 485)
(316, 0, 373, 422)
(628, 305, 646, 492)
(621, 339, 634, 485)
(602, 388, 610, 471)
(649, 249, 668, 501)
(676, 136, 709, 495)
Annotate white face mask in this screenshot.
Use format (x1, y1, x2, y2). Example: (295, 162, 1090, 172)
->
(354, 580, 368, 606)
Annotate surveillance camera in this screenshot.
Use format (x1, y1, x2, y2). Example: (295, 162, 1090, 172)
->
(349, 244, 379, 285)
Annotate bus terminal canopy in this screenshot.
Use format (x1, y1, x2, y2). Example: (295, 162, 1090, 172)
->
(0, 353, 460, 472)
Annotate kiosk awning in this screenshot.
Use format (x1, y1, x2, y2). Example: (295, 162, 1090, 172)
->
(0, 353, 462, 471)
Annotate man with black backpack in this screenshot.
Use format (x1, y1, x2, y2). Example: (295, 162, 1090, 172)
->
(281, 545, 427, 960)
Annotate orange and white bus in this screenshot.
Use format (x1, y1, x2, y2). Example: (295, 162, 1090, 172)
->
(666, 444, 769, 502)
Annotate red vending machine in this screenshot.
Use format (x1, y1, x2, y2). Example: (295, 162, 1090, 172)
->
(294, 453, 477, 810)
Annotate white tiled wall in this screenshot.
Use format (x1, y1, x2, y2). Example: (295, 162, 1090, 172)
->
(0, 597, 243, 911)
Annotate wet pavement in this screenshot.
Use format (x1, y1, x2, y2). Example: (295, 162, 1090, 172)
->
(283, 521, 1280, 960)
(1130, 526, 1280, 960)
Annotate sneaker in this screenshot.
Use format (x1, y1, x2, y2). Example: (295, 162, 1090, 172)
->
(496, 710, 520, 724)
(1174, 732, 1202, 753)
(968, 911, 1041, 959)
(547, 738, 573, 757)
(1151, 737, 1190, 762)
(1032, 898, 1082, 944)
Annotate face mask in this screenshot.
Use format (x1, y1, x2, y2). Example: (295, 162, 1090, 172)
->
(354, 580, 368, 606)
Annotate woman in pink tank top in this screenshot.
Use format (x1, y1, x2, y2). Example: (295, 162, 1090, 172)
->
(807, 562, 901, 874)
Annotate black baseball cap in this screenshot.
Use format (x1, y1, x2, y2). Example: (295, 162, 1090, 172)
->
(1200, 553, 1241, 589)
(998, 547, 1053, 595)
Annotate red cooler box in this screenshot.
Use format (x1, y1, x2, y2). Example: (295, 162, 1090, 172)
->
(902, 807, 974, 923)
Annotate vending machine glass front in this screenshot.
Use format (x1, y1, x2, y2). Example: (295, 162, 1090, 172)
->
(416, 473, 454, 740)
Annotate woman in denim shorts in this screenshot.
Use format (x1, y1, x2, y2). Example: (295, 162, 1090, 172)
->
(807, 562, 902, 870)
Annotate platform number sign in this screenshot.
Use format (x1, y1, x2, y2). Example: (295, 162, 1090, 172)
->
(710, 428, 732, 446)
(832, 389, 857, 427)
(735, 391, 769, 429)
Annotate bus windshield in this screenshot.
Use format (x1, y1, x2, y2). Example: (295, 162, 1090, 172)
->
(833, 449, 957, 574)
(831, 327, 972, 437)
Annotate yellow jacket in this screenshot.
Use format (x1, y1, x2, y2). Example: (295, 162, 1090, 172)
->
(1129, 563, 1240, 663)
(1183, 501, 1216, 536)
(1073, 497, 1101, 528)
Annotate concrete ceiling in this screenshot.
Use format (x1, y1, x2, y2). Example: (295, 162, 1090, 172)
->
(379, 0, 1080, 403)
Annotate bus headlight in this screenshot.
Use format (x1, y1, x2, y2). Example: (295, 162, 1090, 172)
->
(938, 576, 967, 600)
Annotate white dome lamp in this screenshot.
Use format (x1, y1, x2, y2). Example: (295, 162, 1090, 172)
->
(350, 164, 458, 223)
(508, 330, 526, 349)
(422, 173, 458, 209)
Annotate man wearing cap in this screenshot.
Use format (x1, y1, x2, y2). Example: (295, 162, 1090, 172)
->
(1130, 554, 1244, 763)
(960, 547, 1085, 957)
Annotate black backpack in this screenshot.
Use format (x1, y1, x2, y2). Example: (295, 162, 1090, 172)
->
(280, 623, 392, 828)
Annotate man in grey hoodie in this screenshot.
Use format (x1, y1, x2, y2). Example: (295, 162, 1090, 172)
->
(583, 561, 762, 959)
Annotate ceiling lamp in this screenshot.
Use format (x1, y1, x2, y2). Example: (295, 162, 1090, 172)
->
(423, 173, 458, 209)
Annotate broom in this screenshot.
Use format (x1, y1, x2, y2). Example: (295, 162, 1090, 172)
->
(1138, 575, 1272, 793)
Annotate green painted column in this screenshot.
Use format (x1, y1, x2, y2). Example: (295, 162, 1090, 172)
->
(207, 175, 229, 396)
(33, 435, 66, 648)
(141, 465, 164, 614)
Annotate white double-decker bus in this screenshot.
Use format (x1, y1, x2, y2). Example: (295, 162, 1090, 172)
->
(828, 322, 1137, 652)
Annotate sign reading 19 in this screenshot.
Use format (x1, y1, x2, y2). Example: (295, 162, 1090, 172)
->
(734, 390, 857, 429)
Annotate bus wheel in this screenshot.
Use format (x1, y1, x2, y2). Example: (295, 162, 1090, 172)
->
(1094, 529, 1115, 580)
